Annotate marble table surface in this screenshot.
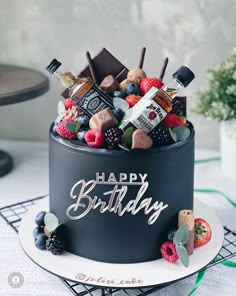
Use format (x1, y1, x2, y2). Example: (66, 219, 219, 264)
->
(0, 140, 235, 296)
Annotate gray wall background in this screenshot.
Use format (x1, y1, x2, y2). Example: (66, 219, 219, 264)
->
(0, 0, 235, 149)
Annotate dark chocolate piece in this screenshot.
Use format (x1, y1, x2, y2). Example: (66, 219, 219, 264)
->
(86, 51, 97, 84)
(62, 48, 129, 98)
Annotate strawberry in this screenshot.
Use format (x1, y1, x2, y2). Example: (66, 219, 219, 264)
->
(64, 98, 76, 110)
(194, 218, 212, 248)
(85, 129, 104, 148)
(140, 77, 164, 95)
(160, 114, 185, 129)
(125, 95, 141, 108)
(160, 241, 179, 263)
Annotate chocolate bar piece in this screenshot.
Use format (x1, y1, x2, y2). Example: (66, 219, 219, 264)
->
(62, 48, 129, 98)
(99, 75, 119, 94)
(89, 107, 118, 131)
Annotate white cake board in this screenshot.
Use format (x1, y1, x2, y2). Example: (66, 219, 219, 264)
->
(18, 197, 224, 289)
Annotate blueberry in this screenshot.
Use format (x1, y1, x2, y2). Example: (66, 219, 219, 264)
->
(78, 115, 89, 127)
(125, 83, 140, 95)
(35, 211, 46, 227)
(168, 230, 177, 241)
(34, 233, 47, 250)
(113, 90, 126, 99)
(112, 108, 125, 122)
(33, 226, 44, 239)
(77, 130, 87, 142)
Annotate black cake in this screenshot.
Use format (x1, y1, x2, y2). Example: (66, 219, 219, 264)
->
(49, 124, 194, 263)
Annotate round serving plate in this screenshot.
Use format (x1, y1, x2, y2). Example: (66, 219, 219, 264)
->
(18, 197, 224, 289)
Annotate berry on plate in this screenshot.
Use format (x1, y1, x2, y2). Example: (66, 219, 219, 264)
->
(56, 118, 77, 140)
(140, 77, 164, 95)
(160, 114, 185, 129)
(35, 211, 46, 227)
(160, 241, 179, 263)
(46, 232, 64, 255)
(33, 226, 44, 239)
(85, 129, 104, 148)
(34, 233, 47, 250)
(125, 95, 141, 108)
(194, 218, 212, 248)
(64, 98, 76, 110)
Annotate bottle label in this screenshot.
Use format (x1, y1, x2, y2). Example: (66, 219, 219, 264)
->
(75, 85, 114, 117)
(130, 100, 167, 133)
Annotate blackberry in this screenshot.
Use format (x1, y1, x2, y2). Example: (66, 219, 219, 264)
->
(46, 232, 64, 255)
(149, 126, 174, 146)
(105, 127, 123, 149)
(171, 98, 184, 116)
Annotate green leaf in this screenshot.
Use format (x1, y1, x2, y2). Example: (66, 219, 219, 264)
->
(65, 121, 81, 133)
(173, 223, 190, 245)
(176, 244, 189, 268)
(121, 127, 134, 148)
(44, 213, 59, 233)
(55, 113, 65, 124)
(57, 101, 65, 114)
(113, 97, 129, 112)
(169, 128, 178, 142)
(172, 126, 190, 142)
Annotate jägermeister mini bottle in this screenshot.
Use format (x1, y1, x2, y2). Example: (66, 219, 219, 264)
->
(46, 59, 114, 117)
(121, 66, 195, 133)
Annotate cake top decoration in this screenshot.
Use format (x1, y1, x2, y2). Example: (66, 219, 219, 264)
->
(46, 48, 195, 151)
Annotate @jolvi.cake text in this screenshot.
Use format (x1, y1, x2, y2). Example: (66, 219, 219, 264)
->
(66, 172, 168, 225)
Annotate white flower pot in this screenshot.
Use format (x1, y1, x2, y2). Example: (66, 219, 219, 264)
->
(220, 120, 236, 180)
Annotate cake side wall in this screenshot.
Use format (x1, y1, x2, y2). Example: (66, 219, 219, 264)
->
(49, 131, 194, 263)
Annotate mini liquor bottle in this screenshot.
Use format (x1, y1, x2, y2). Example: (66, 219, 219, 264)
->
(46, 59, 114, 117)
(121, 66, 195, 133)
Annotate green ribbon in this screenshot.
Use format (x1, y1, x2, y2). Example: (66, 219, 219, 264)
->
(186, 156, 236, 295)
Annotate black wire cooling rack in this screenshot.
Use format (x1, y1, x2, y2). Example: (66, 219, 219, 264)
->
(0, 195, 236, 296)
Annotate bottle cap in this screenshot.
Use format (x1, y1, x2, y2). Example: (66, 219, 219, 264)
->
(173, 66, 195, 87)
(46, 59, 62, 74)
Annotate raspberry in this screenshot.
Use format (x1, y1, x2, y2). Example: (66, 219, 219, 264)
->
(139, 78, 164, 95)
(105, 127, 123, 149)
(149, 126, 174, 146)
(125, 95, 141, 108)
(160, 241, 179, 263)
(160, 114, 185, 129)
(64, 98, 76, 110)
(56, 118, 77, 140)
(85, 129, 104, 148)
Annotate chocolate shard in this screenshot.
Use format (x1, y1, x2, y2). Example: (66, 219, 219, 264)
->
(62, 48, 129, 98)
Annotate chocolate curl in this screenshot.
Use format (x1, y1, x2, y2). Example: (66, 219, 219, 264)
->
(86, 51, 97, 84)
(178, 210, 194, 255)
(159, 57, 169, 81)
(138, 47, 146, 69)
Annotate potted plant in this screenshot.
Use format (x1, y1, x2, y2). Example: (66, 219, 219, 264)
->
(194, 48, 236, 180)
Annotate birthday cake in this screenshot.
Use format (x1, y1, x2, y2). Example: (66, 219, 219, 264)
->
(33, 48, 212, 267)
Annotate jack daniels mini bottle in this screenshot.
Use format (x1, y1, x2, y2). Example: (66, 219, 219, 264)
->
(46, 59, 114, 118)
(121, 66, 195, 133)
